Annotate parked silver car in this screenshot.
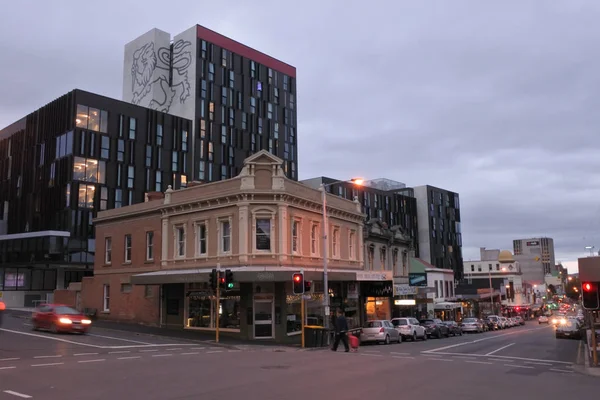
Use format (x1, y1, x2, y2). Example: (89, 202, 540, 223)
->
(360, 320, 401, 344)
(391, 317, 427, 341)
(460, 317, 484, 333)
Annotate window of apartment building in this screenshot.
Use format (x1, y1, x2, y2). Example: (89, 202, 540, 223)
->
(124, 234, 132, 263)
(120, 283, 132, 294)
(76, 105, 108, 133)
(310, 223, 319, 255)
(208, 63, 215, 81)
(105, 237, 112, 264)
(496, 264, 500, 271)
(103, 285, 110, 312)
(434, 280, 439, 298)
(156, 124, 163, 146)
(291, 220, 300, 254)
(332, 227, 340, 258)
(146, 231, 154, 261)
(196, 222, 207, 256)
(73, 157, 106, 184)
(349, 230, 356, 260)
(220, 220, 231, 253)
(128, 118, 136, 140)
(127, 166, 134, 189)
(175, 226, 186, 258)
(182, 130, 188, 152)
(250, 97, 256, 114)
(115, 189, 122, 208)
(488, 263, 492, 271)
(100, 136, 110, 160)
(78, 184, 95, 209)
(477, 265, 481, 272)
(99, 187, 108, 210)
(471, 265, 474, 272)
(255, 218, 271, 251)
(55, 132, 73, 159)
(172, 151, 178, 172)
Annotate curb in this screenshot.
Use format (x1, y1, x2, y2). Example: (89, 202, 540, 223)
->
(574, 341, 600, 377)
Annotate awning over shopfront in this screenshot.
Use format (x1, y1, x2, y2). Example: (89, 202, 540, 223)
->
(434, 302, 462, 311)
(130, 266, 390, 285)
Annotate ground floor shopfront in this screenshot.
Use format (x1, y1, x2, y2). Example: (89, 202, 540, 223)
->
(81, 267, 394, 344)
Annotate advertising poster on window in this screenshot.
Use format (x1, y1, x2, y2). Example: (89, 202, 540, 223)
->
(347, 283, 358, 299)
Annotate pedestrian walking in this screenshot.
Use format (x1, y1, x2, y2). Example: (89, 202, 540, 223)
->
(331, 308, 349, 352)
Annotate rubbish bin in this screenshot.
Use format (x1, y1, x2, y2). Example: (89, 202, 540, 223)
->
(304, 325, 328, 348)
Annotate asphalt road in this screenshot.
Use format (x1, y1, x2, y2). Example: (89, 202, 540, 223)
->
(0, 317, 597, 399)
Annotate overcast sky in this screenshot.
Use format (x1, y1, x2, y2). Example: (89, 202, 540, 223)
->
(1, 0, 598, 272)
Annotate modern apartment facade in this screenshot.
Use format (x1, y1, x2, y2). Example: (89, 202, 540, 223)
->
(413, 185, 463, 280)
(122, 25, 298, 182)
(0, 89, 192, 307)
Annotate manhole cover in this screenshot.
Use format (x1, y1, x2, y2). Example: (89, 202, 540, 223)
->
(261, 365, 291, 370)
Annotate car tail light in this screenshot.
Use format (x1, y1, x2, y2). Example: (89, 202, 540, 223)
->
(379, 328, 384, 333)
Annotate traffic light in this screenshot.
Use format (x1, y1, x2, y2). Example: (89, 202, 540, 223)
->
(292, 273, 304, 294)
(582, 282, 599, 310)
(225, 269, 234, 290)
(219, 272, 226, 290)
(209, 269, 217, 290)
(304, 280, 312, 293)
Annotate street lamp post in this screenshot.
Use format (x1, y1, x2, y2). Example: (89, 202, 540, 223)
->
(320, 178, 363, 333)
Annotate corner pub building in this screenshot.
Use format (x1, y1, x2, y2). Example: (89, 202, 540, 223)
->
(81, 151, 372, 343)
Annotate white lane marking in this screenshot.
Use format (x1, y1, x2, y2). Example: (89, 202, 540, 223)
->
(139, 349, 158, 352)
(0, 366, 17, 370)
(0, 358, 20, 362)
(424, 351, 573, 365)
(108, 351, 131, 354)
(152, 354, 173, 357)
(466, 360, 493, 365)
(228, 350, 242, 353)
(33, 355, 62, 359)
(0, 328, 102, 348)
(31, 362, 64, 367)
(166, 348, 182, 351)
(392, 356, 415, 360)
(453, 356, 476, 360)
(525, 361, 552, 366)
(118, 356, 141, 360)
(191, 347, 205, 350)
(74, 353, 99, 357)
(485, 343, 515, 356)
(360, 353, 383, 357)
(206, 351, 223, 354)
(549, 368, 574, 373)
(422, 326, 549, 353)
(505, 364, 534, 369)
(390, 352, 411, 356)
(181, 352, 199, 355)
(3, 390, 32, 398)
(87, 333, 152, 345)
(78, 359, 106, 363)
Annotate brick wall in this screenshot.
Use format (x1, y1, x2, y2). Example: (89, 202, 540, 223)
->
(53, 290, 77, 308)
(81, 274, 160, 326)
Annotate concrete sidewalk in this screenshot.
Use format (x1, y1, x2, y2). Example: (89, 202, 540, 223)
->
(5, 308, 311, 352)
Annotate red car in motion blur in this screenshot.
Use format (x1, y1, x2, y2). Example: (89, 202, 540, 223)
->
(32, 304, 91, 334)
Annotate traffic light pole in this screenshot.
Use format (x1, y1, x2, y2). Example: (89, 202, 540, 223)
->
(301, 296, 305, 348)
(590, 311, 598, 366)
(215, 271, 220, 343)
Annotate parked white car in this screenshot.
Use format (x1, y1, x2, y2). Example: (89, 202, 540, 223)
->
(391, 317, 427, 341)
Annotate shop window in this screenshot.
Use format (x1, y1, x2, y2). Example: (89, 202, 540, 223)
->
(364, 297, 391, 321)
(186, 283, 240, 330)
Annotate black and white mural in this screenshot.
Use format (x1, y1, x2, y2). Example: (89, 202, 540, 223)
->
(130, 39, 192, 113)
(123, 27, 197, 120)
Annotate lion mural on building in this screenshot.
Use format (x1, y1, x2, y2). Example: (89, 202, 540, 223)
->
(130, 39, 192, 113)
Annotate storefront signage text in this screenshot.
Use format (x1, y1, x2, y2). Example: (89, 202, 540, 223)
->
(408, 273, 427, 287)
(393, 284, 417, 296)
(356, 272, 391, 281)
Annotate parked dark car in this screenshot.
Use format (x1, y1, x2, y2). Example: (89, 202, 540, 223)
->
(419, 319, 450, 338)
(443, 321, 463, 336)
(485, 315, 500, 330)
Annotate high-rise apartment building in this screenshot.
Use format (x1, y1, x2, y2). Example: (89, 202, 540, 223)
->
(0, 90, 191, 306)
(413, 185, 463, 280)
(122, 25, 298, 182)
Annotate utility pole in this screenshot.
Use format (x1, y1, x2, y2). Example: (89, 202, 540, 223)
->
(488, 269, 494, 315)
(215, 270, 220, 343)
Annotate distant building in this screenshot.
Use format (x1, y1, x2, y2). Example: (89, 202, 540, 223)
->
(513, 237, 555, 285)
(412, 185, 463, 280)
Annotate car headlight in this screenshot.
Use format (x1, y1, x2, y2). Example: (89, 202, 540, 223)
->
(560, 319, 567, 325)
(81, 319, 92, 325)
(59, 318, 72, 324)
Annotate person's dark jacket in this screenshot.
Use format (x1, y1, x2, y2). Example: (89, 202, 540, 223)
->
(335, 315, 348, 333)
